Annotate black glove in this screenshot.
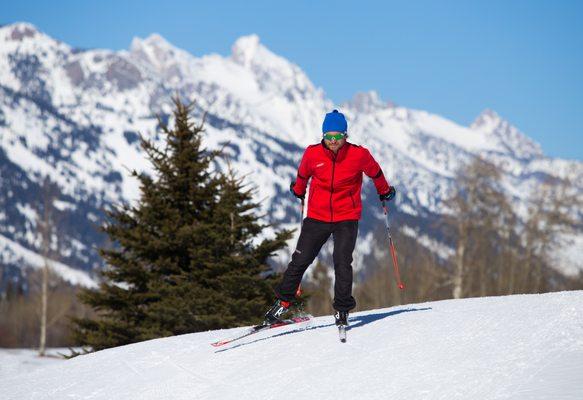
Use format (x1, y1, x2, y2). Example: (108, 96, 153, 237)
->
(379, 186, 396, 202)
(290, 181, 305, 200)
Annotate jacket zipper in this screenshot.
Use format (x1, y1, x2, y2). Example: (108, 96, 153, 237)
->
(330, 154, 336, 222)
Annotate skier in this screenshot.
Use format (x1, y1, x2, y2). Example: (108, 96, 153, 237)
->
(264, 109, 396, 329)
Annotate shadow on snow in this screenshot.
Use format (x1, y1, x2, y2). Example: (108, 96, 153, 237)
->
(214, 306, 432, 353)
(348, 307, 432, 329)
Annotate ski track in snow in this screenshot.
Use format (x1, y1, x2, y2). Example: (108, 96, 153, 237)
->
(1, 291, 582, 400)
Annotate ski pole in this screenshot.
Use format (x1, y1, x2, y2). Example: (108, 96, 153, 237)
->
(381, 200, 405, 290)
(295, 198, 305, 298)
(299, 198, 305, 228)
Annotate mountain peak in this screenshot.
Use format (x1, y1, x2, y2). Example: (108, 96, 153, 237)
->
(229, 33, 320, 103)
(133, 33, 175, 51)
(129, 33, 189, 74)
(342, 91, 393, 114)
(231, 34, 265, 68)
(471, 109, 542, 160)
(0, 22, 41, 42)
(471, 108, 502, 128)
(230, 34, 298, 74)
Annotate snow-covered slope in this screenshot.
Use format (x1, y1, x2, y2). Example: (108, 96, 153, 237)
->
(0, 348, 71, 377)
(1, 291, 582, 399)
(0, 22, 582, 287)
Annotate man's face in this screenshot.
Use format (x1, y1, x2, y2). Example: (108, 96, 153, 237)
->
(323, 132, 347, 153)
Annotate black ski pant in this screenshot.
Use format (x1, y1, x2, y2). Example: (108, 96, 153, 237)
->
(275, 217, 358, 312)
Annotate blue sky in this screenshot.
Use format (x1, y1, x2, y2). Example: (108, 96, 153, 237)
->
(3, 0, 582, 160)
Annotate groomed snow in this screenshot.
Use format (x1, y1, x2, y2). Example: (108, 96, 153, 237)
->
(0, 348, 72, 378)
(1, 291, 582, 399)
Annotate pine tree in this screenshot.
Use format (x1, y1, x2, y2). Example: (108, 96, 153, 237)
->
(73, 98, 291, 350)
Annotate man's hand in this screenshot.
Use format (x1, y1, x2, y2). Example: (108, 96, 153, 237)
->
(290, 181, 305, 200)
(379, 186, 396, 202)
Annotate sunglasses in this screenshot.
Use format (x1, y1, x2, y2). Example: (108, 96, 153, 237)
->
(323, 133, 347, 141)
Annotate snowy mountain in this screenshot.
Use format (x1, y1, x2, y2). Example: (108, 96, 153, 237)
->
(1, 291, 582, 399)
(0, 22, 582, 288)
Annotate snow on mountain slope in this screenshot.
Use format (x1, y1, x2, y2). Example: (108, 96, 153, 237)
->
(1, 291, 582, 400)
(0, 21, 582, 287)
(471, 109, 543, 161)
(0, 233, 95, 287)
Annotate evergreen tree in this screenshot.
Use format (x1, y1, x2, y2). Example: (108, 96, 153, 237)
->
(73, 98, 291, 350)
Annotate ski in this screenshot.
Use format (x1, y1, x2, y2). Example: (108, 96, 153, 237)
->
(211, 316, 312, 347)
(338, 325, 347, 343)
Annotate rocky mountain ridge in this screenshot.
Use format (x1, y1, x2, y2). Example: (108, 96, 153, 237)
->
(0, 22, 581, 287)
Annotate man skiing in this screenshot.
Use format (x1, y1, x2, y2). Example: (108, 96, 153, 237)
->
(264, 109, 396, 329)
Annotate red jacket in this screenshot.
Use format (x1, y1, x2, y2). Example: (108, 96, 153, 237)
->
(292, 141, 390, 222)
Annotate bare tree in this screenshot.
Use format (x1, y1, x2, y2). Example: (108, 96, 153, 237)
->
(354, 226, 449, 311)
(36, 177, 57, 356)
(523, 177, 581, 292)
(0, 273, 95, 348)
(498, 208, 520, 295)
(446, 157, 513, 299)
(352, 162, 581, 306)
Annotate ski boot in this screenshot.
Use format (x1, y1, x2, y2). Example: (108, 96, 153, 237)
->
(335, 311, 349, 342)
(335, 311, 349, 326)
(263, 299, 291, 325)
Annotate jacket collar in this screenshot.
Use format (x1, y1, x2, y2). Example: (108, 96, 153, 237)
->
(321, 139, 350, 161)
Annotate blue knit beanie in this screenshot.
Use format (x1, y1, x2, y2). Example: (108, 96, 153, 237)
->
(322, 109, 348, 134)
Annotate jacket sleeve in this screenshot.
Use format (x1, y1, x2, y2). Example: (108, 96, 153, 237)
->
(361, 148, 390, 195)
(292, 148, 312, 195)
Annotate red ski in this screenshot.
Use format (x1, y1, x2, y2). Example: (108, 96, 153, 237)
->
(211, 316, 312, 347)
